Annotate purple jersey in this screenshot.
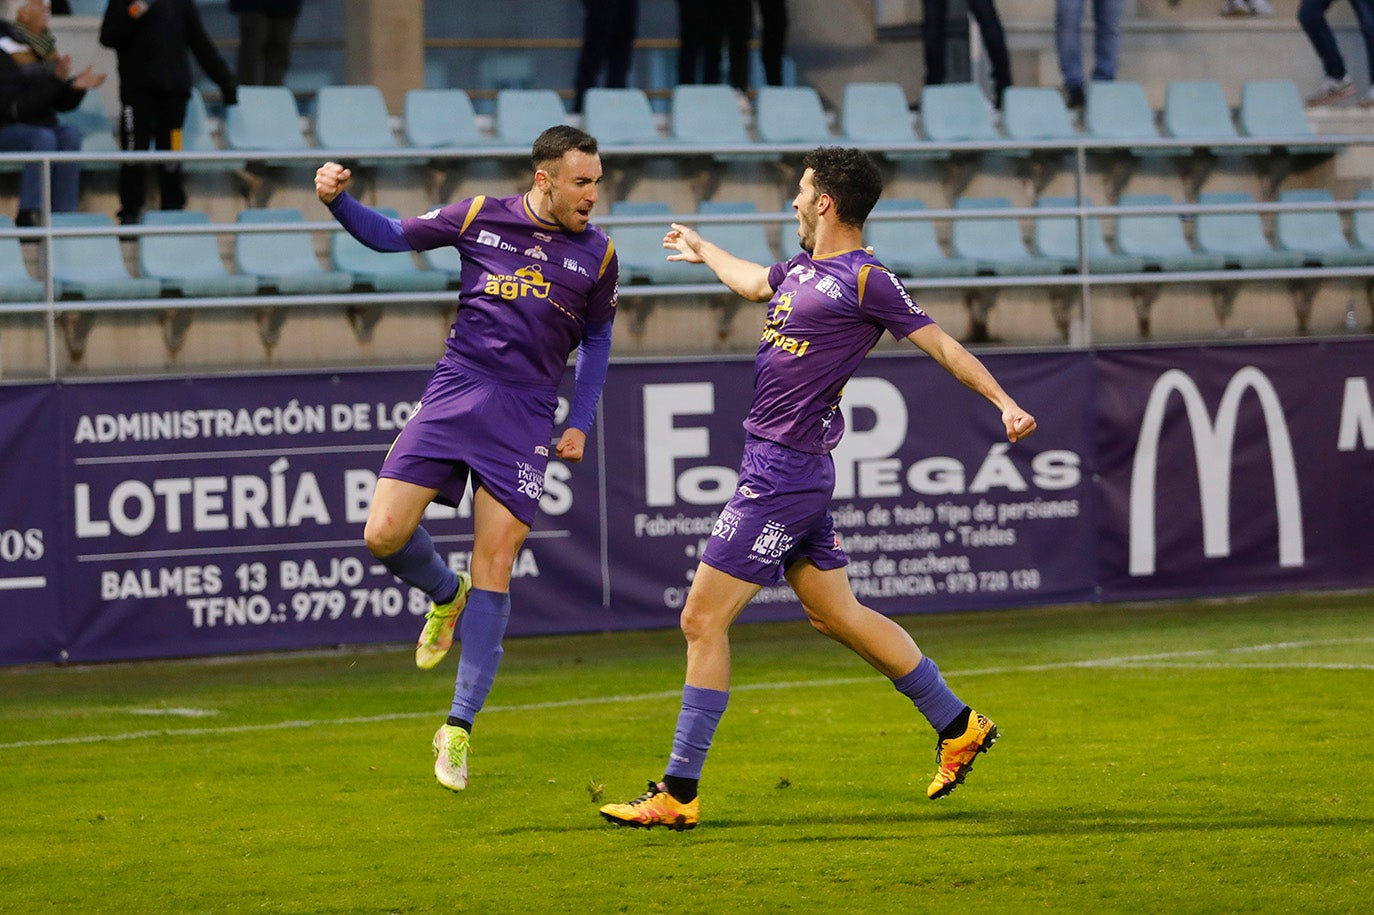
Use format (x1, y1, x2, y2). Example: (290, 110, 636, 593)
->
(401, 195, 619, 388)
(745, 248, 933, 453)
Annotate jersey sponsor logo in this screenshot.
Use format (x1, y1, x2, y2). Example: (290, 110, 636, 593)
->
(478, 229, 519, 253)
(523, 244, 548, 261)
(562, 256, 589, 277)
(419, 208, 441, 220)
(816, 275, 843, 300)
(1129, 367, 1303, 576)
(737, 483, 760, 499)
(535, 445, 549, 456)
(750, 521, 795, 562)
(516, 461, 545, 501)
(484, 264, 552, 301)
(533, 231, 553, 242)
(712, 506, 743, 541)
(882, 269, 926, 315)
(760, 291, 812, 356)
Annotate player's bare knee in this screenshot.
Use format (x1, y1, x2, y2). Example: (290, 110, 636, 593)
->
(362, 519, 403, 559)
(678, 602, 721, 644)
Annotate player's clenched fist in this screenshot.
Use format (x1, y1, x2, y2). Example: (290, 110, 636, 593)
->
(315, 162, 352, 204)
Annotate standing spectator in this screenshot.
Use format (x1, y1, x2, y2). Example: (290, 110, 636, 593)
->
(98, 0, 237, 225)
(1054, 0, 1122, 109)
(756, 0, 788, 87)
(0, 0, 105, 226)
(229, 0, 300, 87)
(675, 0, 710, 83)
(922, 0, 1013, 108)
(711, 0, 788, 92)
(1299, 0, 1374, 106)
(573, 0, 639, 113)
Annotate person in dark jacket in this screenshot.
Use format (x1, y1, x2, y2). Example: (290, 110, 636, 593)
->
(0, 0, 105, 225)
(230, 0, 299, 87)
(99, 0, 237, 224)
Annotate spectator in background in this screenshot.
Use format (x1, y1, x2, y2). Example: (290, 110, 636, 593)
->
(573, 0, 639, 113)
(1299, 0, 1374, 106)
(0, 0, 105, 226)
(755, 0, 788, 87)
(709, 0, 789, 93)
(922, 0, 1013, 108)
(99, 0, 237, 225)
(675, 0, 711, 84)
(1054, 0, 1122, 109)
(229, 0, 299, 87)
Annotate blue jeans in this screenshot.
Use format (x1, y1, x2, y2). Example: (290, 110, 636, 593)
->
(1055, 0, 1123, 90)
(1299, 0, 1374, 81)
(0, 122, 83, 213)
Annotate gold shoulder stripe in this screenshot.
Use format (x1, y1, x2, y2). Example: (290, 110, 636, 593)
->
(459, 196, 486, 235)
(856, 263, 873, 305)
(598, 236, 617, 279)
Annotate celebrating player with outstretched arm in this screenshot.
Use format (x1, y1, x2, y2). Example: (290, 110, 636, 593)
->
(599, 147, 1035, 830)
(316, 126, 618, 792)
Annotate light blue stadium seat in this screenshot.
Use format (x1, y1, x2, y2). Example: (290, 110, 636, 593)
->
(1162, 80, 1254, 157)
(330, 207, 448, 292)
(865, 199, 977, 278)
(840, 82, 944, 161)
(403, 89, 489, 149)
(1002, 87, 1080, 144)
(234, 208, 354, 294)
(1238, 80, 1341, 157)
(420, 244, 463, 284)
(224, 86, 309, 156)
(314, 85, 400, 156)
(697, 200, 777, 267)
(1085, 81, 1187, 158)
(182, 87, 245, 173)
(1115, 194, 1227, 271)
(582, 88, 666, 145)
(610, 201, 705, 284)
(919, 83, 1001, 145)
(50, 213, 163, 300)
(951, 197, 1067, 275)
(1194, 192, 1304, 270)
(670, 85, 771, 162)
(754, 86, 832, 145)
(56, 90, 118, 172)
(494, 89, 569, 147)
(0, 214, 43, 302)
(1034, 197, 1144, 273)
(1275, 189, 1374, 266)
(139, 210, 259, 297)
(1351, 188, 1374, 252)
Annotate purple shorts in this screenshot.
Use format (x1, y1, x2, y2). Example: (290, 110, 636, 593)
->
(380, 359, 558, 526)
(701, 435, 849, 586)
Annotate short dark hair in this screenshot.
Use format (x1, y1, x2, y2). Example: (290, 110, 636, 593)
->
(801, 147, 883, 227)
(532, 125, 599, 171)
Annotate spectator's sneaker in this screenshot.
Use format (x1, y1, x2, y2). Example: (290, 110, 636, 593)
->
(415, 572, 472, 669)
(432, 724, 471, 791)
(1306, 75, 1356, 107)
(927, 710, 999, 799)
(1219, 0, 1251, 15)
(1248, 0, 1274, 14)
(600, 781, 699, 830)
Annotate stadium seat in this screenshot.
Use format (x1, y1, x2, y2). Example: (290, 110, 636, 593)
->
(1238, 80, 1341, 157)
(840, 82, 943, 161)
(494, 89, 569, 146)
(1084, 81, 1187, 158)
(55, 89, 118, 172)
(139, 210, 259, 297)
(224, 86, 310, 156)
(1350, 188, 1374, 252)
(420, 243, 464, 285)
(670, 85, 770, 162)
(49, 213, 163, 300)
(918, 83, 1001, 145)
(1002, 87, 1080, 145)
(1275, 189, 1374, 266)
(314, 85, 402, 161)
(1114, 194, 1227, 271)
(582, 88, 666, 146)
(754, 86, 833, 145)
(1194, 192, 1305, 270)
(329, 207, 448, 292)
(610, 201, 705, 284)
(865, 199, 978, 278)
(0, 214, 44, 302)
(697, 200, 777, 267)
(181, 87, 245, 173)
(1161, 80, 1254, 158)
(1034, 197, 1144, 274)
(403, 89, 490, 148)
(951, 197, 1068, 275)
(233, 208, 354, 294)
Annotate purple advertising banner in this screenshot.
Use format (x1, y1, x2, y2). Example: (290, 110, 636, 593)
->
(1096, 340, 1374, 599)
(2, 338, 1370, 665)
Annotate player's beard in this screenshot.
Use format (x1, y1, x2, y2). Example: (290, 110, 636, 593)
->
(797, 206, 817, 253)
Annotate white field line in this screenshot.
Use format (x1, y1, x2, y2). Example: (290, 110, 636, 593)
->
(2, 638, 1371, 752)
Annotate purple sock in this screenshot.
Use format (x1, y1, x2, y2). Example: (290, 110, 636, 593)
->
(893, 655, 966, 733)
(378, 525, 459, 603)
(449, 588, 511, 724)
(663, 685, 730, 780)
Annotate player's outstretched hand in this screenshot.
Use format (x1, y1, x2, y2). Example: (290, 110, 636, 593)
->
(1003, 408, 1037, 443)
(555, 427, 586, 463)
(315, 162, 352, 205)
(664, 222, 706, 263)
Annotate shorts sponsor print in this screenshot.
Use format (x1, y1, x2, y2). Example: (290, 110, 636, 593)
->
(380, 359, 558, 526)
(701, 435, 849, 586)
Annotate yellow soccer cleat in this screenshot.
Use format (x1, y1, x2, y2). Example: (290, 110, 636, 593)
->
(600, 781, 699, 831)
(415, 572, 472, 670)
(927, 709, 999, 800)
(432, 723, 471, 791)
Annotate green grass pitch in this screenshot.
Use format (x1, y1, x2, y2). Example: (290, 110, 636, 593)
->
(2, 592, 1371, 913)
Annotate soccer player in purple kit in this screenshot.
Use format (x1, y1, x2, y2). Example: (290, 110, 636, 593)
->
(314, 126, 618, 792)
(599, 147, 1036, 830)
